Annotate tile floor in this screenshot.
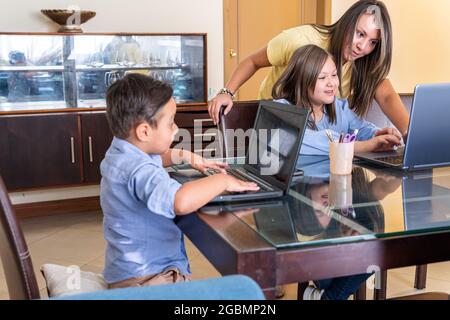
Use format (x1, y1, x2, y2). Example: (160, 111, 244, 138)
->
(1, 210, 450, 300)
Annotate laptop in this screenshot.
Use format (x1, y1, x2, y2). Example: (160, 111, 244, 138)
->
(356, 83, 450, 170)
(170, 100, 309, 203)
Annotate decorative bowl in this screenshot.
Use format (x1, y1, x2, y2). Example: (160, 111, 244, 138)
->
(41, 9, 96, 33)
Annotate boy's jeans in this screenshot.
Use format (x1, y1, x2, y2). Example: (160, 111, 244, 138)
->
(108, 267, 190, 289)
(315, 273, 372, 300)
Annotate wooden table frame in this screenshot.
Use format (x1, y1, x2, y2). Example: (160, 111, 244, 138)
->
(177, 212, 450, 299)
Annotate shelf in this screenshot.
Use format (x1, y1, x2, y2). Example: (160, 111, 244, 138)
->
(0, 65, 64, 72)
(75, 64, 191, 72)
(0, 32, 207, 111)
(0, 64, 192, 73)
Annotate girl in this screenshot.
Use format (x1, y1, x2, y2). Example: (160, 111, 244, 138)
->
(209, 0, 409, 138)
(270, 44, 399, 300)
(272, 44, 401, 157)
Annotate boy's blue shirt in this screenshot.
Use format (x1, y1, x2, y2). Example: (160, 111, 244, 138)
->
(100, 137, 190, 284)
(276, 98, 380, 157)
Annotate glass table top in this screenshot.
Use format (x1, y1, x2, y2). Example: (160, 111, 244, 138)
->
(224, 156, 450, 249)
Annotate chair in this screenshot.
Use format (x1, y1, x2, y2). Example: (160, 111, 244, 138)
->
(0, 174, 265, 300)
(0, 174, 40, 299)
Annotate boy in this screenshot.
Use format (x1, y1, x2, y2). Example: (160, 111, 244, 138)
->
(101, 74, 259, 288)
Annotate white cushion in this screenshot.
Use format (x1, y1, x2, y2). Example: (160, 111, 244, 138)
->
(40, 264, 107, 297)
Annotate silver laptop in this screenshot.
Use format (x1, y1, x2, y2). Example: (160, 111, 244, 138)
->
(170, 100, 309, 203)
(356, 83, 450, 170)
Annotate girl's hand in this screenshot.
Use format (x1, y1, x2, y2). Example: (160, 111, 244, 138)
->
(371, 134, 401, 152)
(225, 175, 260, 193)
(375, 127, 402, 141)
(189, 153, 229, 174)
(208, 93, 234, 125)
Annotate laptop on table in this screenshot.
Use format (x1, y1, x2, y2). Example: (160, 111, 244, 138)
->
(170, 100, 309, 203)
(356, 83, 450, 171)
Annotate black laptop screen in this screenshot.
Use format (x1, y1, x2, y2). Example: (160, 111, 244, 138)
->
(246, 103, 306, 187)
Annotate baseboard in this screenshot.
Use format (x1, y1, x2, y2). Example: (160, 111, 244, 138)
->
(14, 196, 101, 219)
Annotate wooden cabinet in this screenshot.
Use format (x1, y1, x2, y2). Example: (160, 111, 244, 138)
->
(80, 112, 113, 183)
(0, 107, 214, 191)
(0, 112, 114, 190)
(0, 114, 83, 190)
(174, 111, 219, 158)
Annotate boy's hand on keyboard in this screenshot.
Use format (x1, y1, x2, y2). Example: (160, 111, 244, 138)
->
(189, 153, 229, 174)
(225, 175, 260, 193)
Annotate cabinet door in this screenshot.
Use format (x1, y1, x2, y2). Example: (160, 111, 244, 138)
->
(80, 113, 113, 183)
(0, 114, 82, 190)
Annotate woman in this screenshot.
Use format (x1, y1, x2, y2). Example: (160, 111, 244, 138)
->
(208, 0, 409, 137)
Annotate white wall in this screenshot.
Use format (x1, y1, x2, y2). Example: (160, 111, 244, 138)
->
(2, 0, 224, 204)
(332, 0, 450, 93)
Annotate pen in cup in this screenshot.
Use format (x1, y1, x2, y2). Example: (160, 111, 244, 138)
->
(325, 129, 334, 142)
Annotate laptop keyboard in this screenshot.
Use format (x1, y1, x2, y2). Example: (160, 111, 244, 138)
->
(373, 155, 404, 165)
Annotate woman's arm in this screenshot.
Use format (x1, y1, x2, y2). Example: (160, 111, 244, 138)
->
(374, 79, 410, 135)
(208, 46, 272, 124)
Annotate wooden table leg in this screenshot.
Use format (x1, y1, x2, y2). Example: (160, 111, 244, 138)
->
(354, 282, 367, 300)
(374, 270, 388, 300)
(414, 265, 428, 290)
(263, 287, 277, 300)
(297, 282, 309, 300)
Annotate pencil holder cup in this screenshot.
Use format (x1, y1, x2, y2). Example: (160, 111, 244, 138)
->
(329, 141, 354, 175)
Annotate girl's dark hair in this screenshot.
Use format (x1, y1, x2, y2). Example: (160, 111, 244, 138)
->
(350, 167, 385, 232)
(106, 73, 173, 139)
(291, 179, 330, 237)
(312, 0, 392, 117)
(272, 44, 337, 129)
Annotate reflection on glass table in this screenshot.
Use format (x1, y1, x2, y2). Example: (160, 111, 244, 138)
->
(223, 156, 450, 249)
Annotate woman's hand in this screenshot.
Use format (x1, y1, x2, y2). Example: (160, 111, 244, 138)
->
(208, 93, 234, 125)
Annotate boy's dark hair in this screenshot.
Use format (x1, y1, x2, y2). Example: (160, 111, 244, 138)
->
(106, 73, 173, 139)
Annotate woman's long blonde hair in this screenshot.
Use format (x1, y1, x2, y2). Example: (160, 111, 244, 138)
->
(272, 44, 337, 129)
(313, 0, 392, 117)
